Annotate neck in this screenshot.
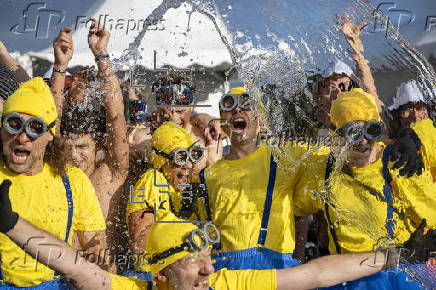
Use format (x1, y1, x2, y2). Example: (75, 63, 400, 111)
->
(227, 140, 259, 160)
(85, 164, 96, 177)
(348, 144, 383, 168)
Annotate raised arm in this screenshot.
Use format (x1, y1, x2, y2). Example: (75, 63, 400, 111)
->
(88, 19, 128, 182)
(51, 28, 74, 136)
(0, 41, 30, 84)
(337, 15, 384, 111)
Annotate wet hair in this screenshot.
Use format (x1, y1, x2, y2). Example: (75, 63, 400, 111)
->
(61, 104, 106, 143)
(0, 64, 19, 100)
(44, 136, 69, 176)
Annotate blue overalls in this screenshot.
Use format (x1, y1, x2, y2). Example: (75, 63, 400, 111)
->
(208, 156, 301, 271)
(324, 147, 428, 290)
(0, 176, 74, 290)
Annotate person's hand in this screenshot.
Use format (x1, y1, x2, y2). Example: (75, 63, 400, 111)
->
(204, 126, 223, 164)
(0, 180, 19, 233)
(53, 28, 74, 69)
(207, 118, 225, 142)
(388, 127, 424, 177)
(400, 219, 436, 263)
(88, 19, 109, 56)
(336, 15, 365, 56)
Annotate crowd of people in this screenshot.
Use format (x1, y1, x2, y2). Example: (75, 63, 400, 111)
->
(0, 16, 435, 290)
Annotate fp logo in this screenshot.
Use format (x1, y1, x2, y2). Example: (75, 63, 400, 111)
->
(365, 2, 415, 36)
(10, 2, 65, 39)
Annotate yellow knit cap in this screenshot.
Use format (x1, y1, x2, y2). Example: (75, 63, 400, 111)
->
(229, 87, 246, 95)
(330, 88, 380, 129)
(3, 77, 58, 135)
(151, 122, 195, 168)
(147, 216, 198, 275)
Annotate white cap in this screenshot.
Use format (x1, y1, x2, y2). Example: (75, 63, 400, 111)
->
(43, 65, 71, 79)
(388, 80, 426, 111)
(321, 60, 354, 78)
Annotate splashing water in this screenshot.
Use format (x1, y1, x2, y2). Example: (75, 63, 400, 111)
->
(107, 0, 436, 286)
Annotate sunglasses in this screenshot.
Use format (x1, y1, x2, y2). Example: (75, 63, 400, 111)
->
(154, 83, 194, 106)
(219, 93, 253, 111)
(148, 222, 220, 265)
(2, 113, 54, 139)
(337, 120, 384, 144)
(153, 143, 205, 166)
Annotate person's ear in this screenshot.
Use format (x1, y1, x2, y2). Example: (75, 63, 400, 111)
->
(156, 270, 169, 282)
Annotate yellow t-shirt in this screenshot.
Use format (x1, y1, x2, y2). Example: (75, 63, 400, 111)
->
(411, 118, 436, 182)
(294, 128, 436, 253)
(204, 144, 311, 253)
(109, 268, 276, 290)
(0, 163, 106, 287)
(127, 169, 203, 272)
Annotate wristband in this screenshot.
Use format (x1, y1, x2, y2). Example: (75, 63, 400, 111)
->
(95, 54, 110, 62)
(53, 67, 66, 74)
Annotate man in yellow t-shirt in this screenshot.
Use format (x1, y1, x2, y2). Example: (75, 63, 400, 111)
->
(0, 78, 106, 289)
(201, 87, 315, 271)
(294, 88, 436, 289)
(1, 193, 432, 290)
(125, 122, 207, 280)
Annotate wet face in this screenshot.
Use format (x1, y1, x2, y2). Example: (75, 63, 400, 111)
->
(314, 74, 352, 126)
(159, 106, 193, 128)
(343, 121, 382, 167)
(1, 113, 53, 175)
(162, 160, 194, 192)
(65, 134, 96, 176)
(397, 102, 429, 128)
(220, 105, 259, 146)
(163, 248, 214, 290)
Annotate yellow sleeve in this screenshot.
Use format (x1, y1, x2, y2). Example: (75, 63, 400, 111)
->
(210, 268, 276, 290)
(68, 167, 106, 231)
(127, 169, 164, 216)
(293, 147, 329, 216)
(411, 118, 436, 171)
(109, 273, 148, 290)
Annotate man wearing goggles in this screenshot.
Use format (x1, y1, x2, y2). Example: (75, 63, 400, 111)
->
(1, 189, 434, 290)
(294, 88, 436, 289)
(126, 122, 209, 281)
(0, 78, 107, 289)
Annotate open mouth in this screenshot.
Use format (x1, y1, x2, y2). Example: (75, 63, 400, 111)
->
(231, 117, 247, 132)
(12, 148, 30, 164)
(176, 173, 190, 185)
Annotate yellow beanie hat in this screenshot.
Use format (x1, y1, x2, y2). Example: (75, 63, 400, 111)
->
(229, 87, 246, 95)
(151, 122, 195, 168)
(147, 216, 198, 275)
(3, 77, 58, 135)
(330, 88, 380, 129)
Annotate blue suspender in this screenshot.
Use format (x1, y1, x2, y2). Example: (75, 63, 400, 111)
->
(53, 175, 74, 278)
(0, 175, 74, 282)
(257, 155, 277, 247)
(382, 146, 395, 238)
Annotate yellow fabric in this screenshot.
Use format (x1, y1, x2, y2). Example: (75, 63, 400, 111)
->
(146, 217, 197, 275)
(109, 268, 276, 290)
(3, 77, 58, 135)
(209, 268, 276, 290)
(151, 121, 194, 168)
(330, 88, 380, 129)
(411, 118, 436, 182)
(127, 169, 201, 272)
(294, 142, 436, 254)
(204, 143, 310, 253)
(229, 87, 246, 95)
(109, 273, 148, 290)
(0, 163, 106, 287)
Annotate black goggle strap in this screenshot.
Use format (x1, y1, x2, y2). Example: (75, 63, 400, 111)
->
(148, 241, 193, 265)
(152, 147, 173, 160)
(147, 223, 220, 265)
